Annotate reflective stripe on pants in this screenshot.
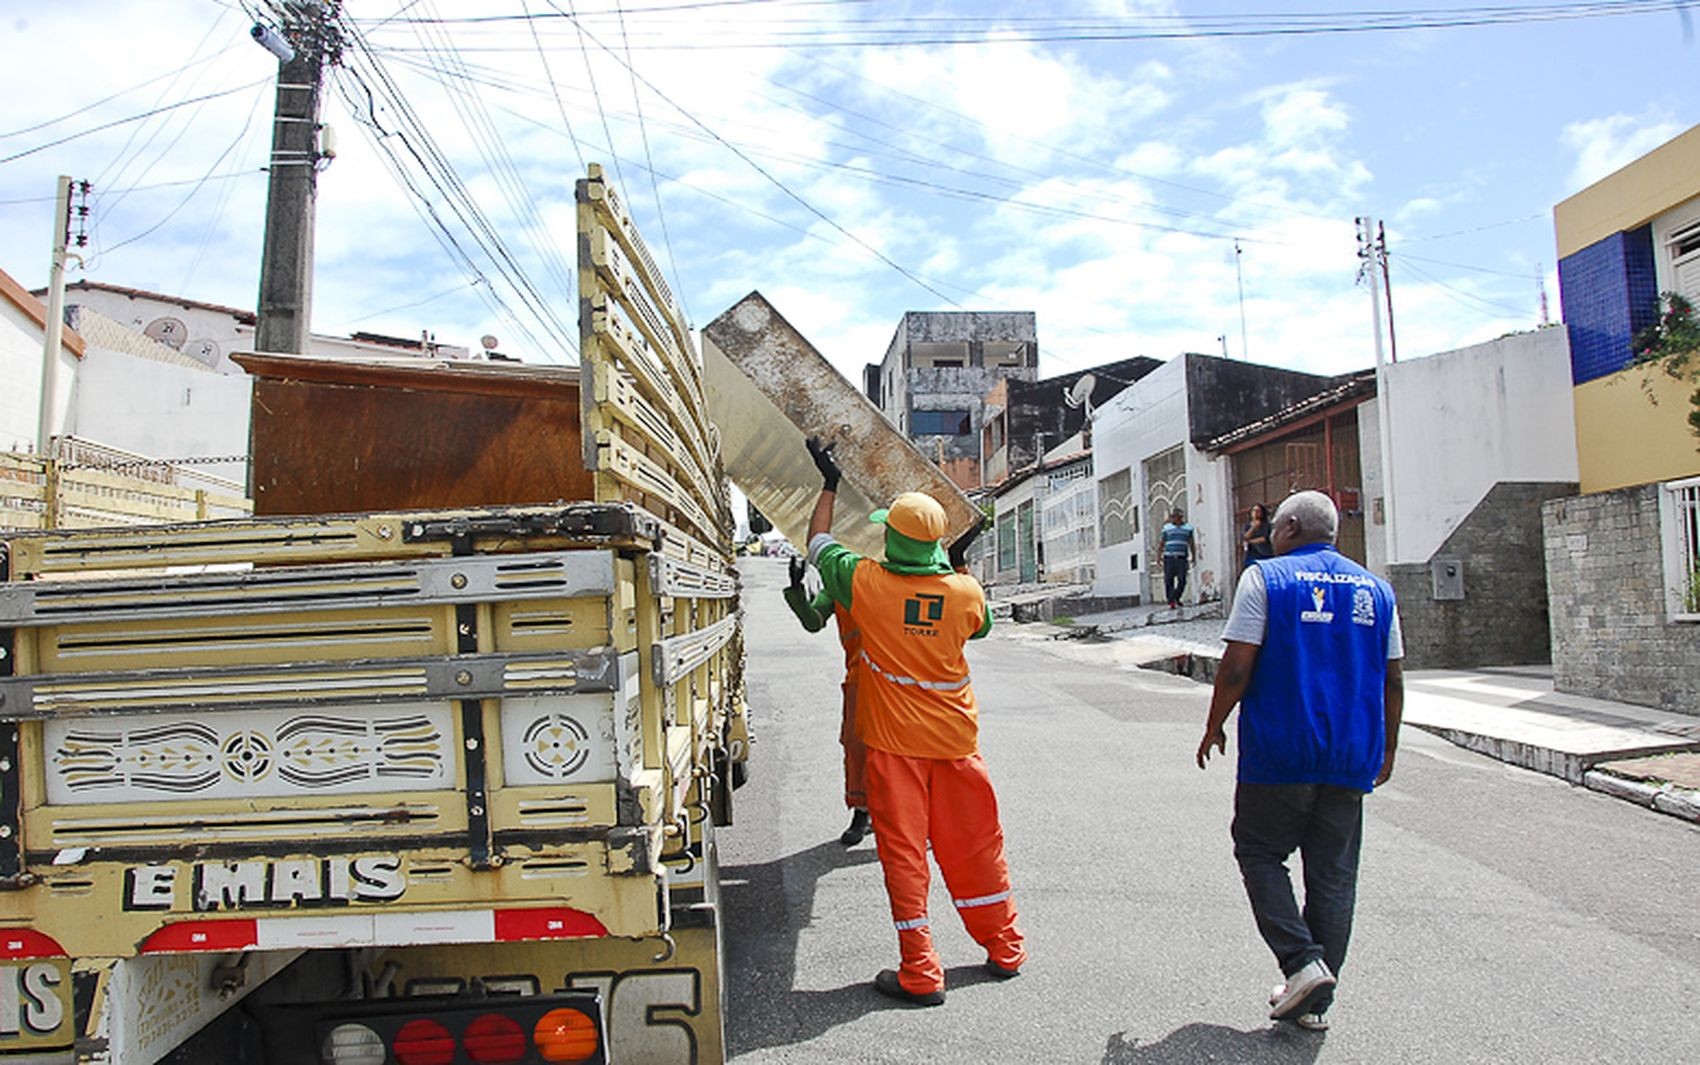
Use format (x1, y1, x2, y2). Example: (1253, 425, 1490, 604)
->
(864, 747, 1025, 995)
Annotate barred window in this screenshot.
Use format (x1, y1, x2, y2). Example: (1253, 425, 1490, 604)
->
(1661, 476, 1700, 621)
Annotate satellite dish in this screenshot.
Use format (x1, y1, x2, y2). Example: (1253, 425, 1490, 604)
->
(143, 316, 188, 351)
(1064, 373, 1096, 409)
(480, 335, 500, 351)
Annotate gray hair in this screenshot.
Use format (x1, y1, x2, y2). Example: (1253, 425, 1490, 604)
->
(1273, 490, 1338, 544)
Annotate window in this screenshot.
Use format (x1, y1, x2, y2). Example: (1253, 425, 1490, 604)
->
(912, 409, 971, 436)
(996, 511, 1018, 574)
(1660, 476, 1700, 621)
(1098, 468, 1135, 547)
(1669, 218, 1700, 302)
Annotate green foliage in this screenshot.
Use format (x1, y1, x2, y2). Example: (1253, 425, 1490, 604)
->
(1686, 562, 1700, 615)
(1631, 292, 1700, 447)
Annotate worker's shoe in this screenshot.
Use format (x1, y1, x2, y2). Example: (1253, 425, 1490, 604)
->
(983, 959, 1021, 980)
(1268, 960, 1335, 1021)
(874, 969, 944, 1007)
(839, 808, 871, 846)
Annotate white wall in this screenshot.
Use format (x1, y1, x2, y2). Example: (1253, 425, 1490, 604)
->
(1186, 444, 1234, 604)
(1091, 358, 1189, 599)
(0, 299, 77, 453)
(67, 343, 251, 484)
(67, 287, 469, 375)
(1366, 327, 1578, 566)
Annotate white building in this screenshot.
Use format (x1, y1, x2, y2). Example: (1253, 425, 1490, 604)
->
(1091, 353, 1331, 606)
(58, 281, 471, 376)
(1361, 326, 1579, 573)
(1, 268, 82, 453)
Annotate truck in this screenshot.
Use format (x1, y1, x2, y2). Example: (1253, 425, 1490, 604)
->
(0, 165, 748, 1064)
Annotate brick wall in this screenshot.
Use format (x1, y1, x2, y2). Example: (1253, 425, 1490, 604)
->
(1543, 484, 1700, 714)
(1387, 481, 1576, 669)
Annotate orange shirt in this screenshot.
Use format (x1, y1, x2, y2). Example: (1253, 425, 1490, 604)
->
(845, 561, 987, 759)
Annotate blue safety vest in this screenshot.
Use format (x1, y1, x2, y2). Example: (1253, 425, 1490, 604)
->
(1238, 543, 1396, 792)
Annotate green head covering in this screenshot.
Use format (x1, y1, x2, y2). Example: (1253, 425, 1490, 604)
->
(880, 525, 952, 575)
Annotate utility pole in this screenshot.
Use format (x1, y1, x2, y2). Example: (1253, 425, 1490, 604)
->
(37, 175, 74, 458)
(1376, 221, 1398, 363)
(1233, 238, 1249, 360)
(255, 1, 338, 354)
(1357, 215, 1399, 566)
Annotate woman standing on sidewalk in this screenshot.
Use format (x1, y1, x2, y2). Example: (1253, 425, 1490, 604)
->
(1242, 502, 1273, 569)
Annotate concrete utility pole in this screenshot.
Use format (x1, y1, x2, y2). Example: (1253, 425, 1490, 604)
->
(1233, 238, 1249, 360)
(37, 175, 73, 458)
(1358, 215, 1399, 566)
(255, 1, 337, 354)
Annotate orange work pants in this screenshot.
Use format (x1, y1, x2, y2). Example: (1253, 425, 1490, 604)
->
(864, 747, 1025, 995)
(841, 678, 867, 809)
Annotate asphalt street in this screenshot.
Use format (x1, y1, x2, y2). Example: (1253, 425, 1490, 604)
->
(720, 557, 1700, 1064)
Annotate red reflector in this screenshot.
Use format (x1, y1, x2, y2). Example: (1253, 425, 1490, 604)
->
(464, 1012, 527, 1064)
(493, 907, 607, 942)
(0, 929, 67, 960)
(138, 919, 258, 954)
(392, 1018, 456, 1065)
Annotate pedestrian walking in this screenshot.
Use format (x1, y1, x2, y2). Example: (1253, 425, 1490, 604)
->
(1160, 508, 1196, 608)
(783, 555, 872, 845)
(802, 437, 1025, 1007)
(1195, 490, 1404, 1032)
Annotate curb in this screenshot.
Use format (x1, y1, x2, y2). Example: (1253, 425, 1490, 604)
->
(1582, 770, 1700, 825)
(1131, 643, 1700, 826)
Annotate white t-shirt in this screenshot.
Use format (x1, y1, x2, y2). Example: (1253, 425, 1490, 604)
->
(1222, 565, 1405, 659)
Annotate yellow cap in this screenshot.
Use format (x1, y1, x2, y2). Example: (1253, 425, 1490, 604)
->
(869, 492, 948, 542)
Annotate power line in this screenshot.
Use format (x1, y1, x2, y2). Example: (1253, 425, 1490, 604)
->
(0, 169, 262, 206)
(344, 279, 481, 323)
(519, 0, 589, 173)
(92, 86, 267, 264)
(355, 0, 1690, 49)
(333, 15, 582, 361)
(1395, 256, 1533, 319)
(0, 52, 232, 141)
(1395, 251, 1538, 279)
(616, 0, 694, 327)
(0, 80, 270, 167)
(550, 14, 962, 306)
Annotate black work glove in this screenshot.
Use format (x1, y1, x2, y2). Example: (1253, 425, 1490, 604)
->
(806, 437, 841, 491)
(948, 519, 986, 570)
(788, 556, 807, 589)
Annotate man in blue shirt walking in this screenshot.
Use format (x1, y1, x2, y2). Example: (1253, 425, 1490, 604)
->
(1160, 508, 1195, 609)
(1196, 491, 1404, 1032)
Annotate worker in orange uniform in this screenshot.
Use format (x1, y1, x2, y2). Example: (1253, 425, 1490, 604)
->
(802, 437, 1025, 1007)
(784, 555, 872, 845)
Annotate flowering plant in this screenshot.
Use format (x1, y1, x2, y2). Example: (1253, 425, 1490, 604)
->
(1631, 292, 1700, 445)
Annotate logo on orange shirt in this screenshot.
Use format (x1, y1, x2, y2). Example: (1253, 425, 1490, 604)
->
(903, 593, 944, 635)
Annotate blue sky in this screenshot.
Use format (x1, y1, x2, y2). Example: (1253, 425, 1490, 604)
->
(2, 0, 1697, 385)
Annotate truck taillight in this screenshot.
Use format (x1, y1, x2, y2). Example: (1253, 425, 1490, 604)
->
(463, 1013, 528, 1063)
(322, 1023, 386, 1065)
(295, 992, 606, 1065)
(392, 1018, 457, 1065)
(532, 1008, 599, 1063)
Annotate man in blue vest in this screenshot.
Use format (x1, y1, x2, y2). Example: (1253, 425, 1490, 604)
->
(1195, 490, 1404, 1033)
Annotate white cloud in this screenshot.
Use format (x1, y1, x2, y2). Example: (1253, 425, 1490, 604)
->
(1560, 112, 1685, 192)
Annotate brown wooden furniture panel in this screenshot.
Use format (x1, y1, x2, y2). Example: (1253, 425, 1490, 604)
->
(236, 353, 591, 516)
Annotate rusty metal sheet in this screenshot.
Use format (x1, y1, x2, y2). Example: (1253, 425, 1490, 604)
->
(702, 292, 980, 557)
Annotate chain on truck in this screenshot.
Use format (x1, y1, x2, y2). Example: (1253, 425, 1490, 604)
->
(0, 166, 751, 1065)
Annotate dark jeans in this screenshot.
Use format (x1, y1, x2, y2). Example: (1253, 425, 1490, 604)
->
(1231, 782, 1364, 1013)
(1162, 555, 1189, 604)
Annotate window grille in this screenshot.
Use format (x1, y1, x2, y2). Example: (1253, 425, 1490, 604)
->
(1661, 476, 1700, 621)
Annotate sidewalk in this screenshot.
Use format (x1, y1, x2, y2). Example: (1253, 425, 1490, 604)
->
(1077, 624, 1700, 825)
